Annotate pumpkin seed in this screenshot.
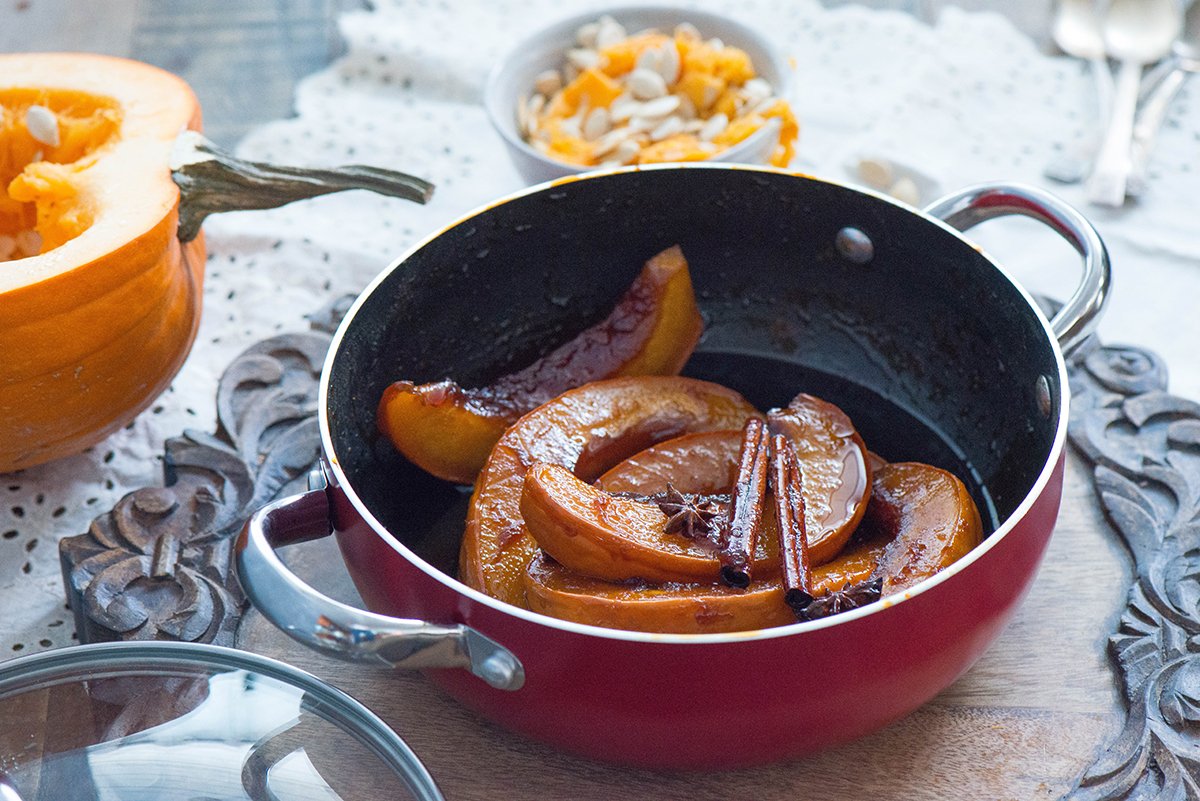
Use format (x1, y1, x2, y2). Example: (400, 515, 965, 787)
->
(699, 112, 728, 142)
(610, 93, 638, 122)
(676, 95, 698, 120)
(638, 95, 681, 119)
(576, 21, 600, 48)
(657, 43, 680, 86)
(25, 104, 59, 148)
(650, 115, 684, 142)
(743, 78, 772, 101)
(628, 68, 667, 100)
(516, 93, 530, 135)
(15, 230, 42, 257)
(526, 95, 546, 135)
(674, 22, 701, 41)
(583, 107, 610, 141)
(559, 116, 583, 140)
(857, 157, 894, 189)
(889, 177, 920, 206)
(592, 126, 633, 158)
(534, 70, 562, 96)
(615, 139, 641, 163)
(635, 48, 661, 74)
(595, 15, 626, 48)
(567, 48, 601, 71)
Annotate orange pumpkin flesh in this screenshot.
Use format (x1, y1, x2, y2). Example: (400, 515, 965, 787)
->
(459, 376, 758, 608)
(0, 53, 204, 471)
(378, 244, 704, 484)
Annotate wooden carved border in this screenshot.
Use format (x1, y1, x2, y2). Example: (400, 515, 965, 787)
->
(1064, 339, 1200, 800)
(57, 307, 1200, 797)
(57, 297, 350, 647)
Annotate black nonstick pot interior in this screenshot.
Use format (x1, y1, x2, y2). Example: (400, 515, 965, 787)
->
(326, 167, 1061, 574)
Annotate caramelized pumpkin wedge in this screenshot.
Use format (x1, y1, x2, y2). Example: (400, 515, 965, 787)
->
(865, 462, 983, 594)
(379, 245, 704, 484)
(523, 553, 796, 634)
(521, 462, 981, 633)
(459, 376, 757, 608)
(595, 428, 743, 495)
(522, 541, 890, 634)
(767, 394, 872, 565)
(521, 462, 778, 583)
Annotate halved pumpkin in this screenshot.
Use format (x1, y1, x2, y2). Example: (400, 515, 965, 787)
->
(0, 53, 205, 471)
(378, 244, 704, 484)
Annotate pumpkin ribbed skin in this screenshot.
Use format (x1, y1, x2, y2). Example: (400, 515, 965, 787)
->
(0, 53, 205, 471)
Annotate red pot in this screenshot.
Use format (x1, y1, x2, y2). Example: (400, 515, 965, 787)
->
(236, 166, 1109, 769)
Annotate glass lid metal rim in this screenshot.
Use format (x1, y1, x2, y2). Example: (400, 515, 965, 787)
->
(0, 640, 445, 801)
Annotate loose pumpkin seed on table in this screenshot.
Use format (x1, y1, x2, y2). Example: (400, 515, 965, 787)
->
(520, 15, 799, 169)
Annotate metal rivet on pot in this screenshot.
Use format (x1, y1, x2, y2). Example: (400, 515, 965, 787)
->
(479, 651, 521, 689)
(836, 227, 874, 264)
(1035, 375, 1053, 417)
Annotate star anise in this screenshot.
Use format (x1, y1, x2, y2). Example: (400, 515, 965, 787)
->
(795, 577, 884, 621)
(656, 484, 723, 541)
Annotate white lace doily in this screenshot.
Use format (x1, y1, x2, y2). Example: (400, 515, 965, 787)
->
(3, 0, 1198, 656)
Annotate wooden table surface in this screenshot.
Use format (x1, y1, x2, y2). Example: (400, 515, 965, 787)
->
(6, 1, 1185, 799)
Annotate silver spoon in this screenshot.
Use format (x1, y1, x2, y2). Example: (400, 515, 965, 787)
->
(1045, 0, 1115, 183)
(1127, 0, 1200, 195)
(1086, 0, 1183, 207)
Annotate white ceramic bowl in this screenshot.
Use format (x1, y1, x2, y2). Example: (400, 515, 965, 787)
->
(485, 5, 792, 185)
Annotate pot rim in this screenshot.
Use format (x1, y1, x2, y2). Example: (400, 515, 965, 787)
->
(319, 162, 1071, 645)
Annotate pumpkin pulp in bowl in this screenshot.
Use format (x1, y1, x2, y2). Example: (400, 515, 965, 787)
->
(0, 53, 205, 471)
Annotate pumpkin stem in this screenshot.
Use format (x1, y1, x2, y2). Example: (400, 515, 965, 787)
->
(170, 131, 434, 242)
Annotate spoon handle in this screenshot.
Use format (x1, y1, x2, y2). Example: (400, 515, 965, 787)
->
(1090, 55, 1115, 123)
(1087, 58, 1143, 207)
(1128, 66, 1190, 194)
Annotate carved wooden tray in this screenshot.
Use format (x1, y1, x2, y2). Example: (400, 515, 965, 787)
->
(58, 303, 1200, 799)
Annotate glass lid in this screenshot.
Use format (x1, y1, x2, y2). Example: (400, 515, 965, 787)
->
(0, 641, 443, 801)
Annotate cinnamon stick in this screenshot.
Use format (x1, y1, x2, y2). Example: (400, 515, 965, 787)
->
(720, 418, 769, 588)
(771, 433, 814, 615)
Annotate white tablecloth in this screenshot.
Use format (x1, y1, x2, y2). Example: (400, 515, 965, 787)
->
(3, 0, 1197, 655)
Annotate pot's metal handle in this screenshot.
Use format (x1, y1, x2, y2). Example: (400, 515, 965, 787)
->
(234, 472, 524, 691)
(922, 182, 1111, 354)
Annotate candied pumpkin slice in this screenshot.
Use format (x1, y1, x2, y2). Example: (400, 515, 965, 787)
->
(378, 244, 704, 484)
(865, 462, 983, 594)
(595, 428, 743, 495)
(523, 553, 796, 634)
(521, 462, 778, 583)
(767, 394, 872, 565)
(522, 541, 889, 634)
(460, 376, 756, 608)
